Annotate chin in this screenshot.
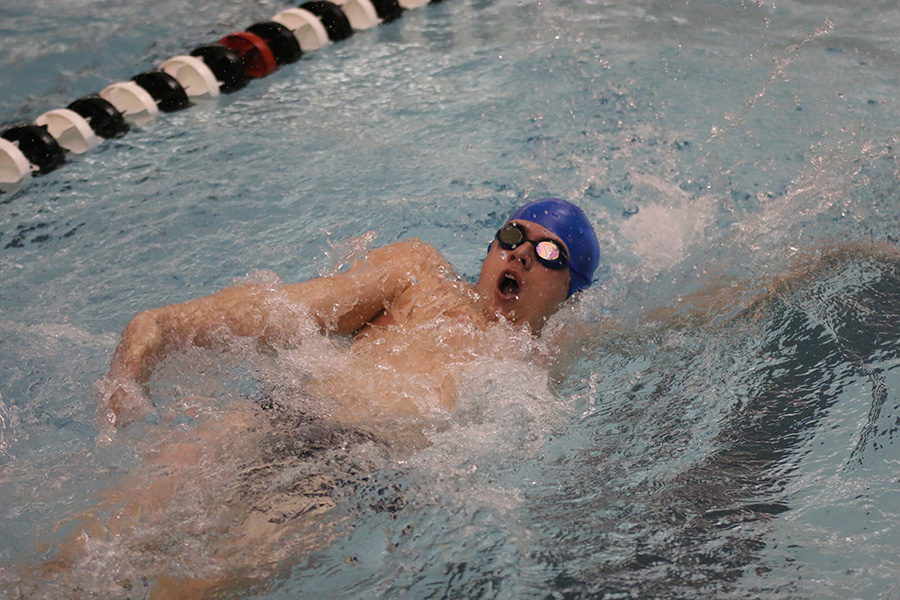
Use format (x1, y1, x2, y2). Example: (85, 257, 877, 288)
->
(511, 311, 544, 332)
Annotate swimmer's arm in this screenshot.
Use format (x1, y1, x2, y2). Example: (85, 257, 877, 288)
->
(281, 237, 452, 334)
(111, 238, 446, 380)
(105, 239, 450, 424)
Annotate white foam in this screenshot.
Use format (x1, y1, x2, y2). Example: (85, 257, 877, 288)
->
(618, 174, 718, 279)
(0, 393, 20, 455)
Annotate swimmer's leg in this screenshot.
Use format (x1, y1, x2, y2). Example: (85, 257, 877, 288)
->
(33, 402, 354, 598)
(32, 404, 265, 588)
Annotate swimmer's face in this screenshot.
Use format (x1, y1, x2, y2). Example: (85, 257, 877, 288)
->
(477, 219, 571, 333)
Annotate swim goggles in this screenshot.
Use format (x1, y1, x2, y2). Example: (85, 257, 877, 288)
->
(495, 223, 569, 270)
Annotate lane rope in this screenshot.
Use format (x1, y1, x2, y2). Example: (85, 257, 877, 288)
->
(0, 0, 444, 186)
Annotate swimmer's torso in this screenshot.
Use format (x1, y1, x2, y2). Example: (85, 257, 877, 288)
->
(308, 275, 494, 422)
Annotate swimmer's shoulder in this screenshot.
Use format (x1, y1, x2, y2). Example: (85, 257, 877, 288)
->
(375, 238, 458, 282)
(384, 237, 448, 265)
(363, 239, 483, 327)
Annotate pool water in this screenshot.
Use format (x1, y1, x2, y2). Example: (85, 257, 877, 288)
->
(2, 0, 900, 597)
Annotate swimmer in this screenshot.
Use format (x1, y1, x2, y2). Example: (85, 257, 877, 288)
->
(18, 199, 600, 600)
(106, 197, 601, 427)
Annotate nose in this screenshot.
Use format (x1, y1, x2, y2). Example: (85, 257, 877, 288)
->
(508, 242, 534, 269)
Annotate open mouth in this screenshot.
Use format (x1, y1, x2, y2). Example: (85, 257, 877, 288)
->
(497, 271, 520, 299)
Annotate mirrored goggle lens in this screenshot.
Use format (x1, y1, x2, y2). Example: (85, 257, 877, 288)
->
(535, 240, 561, 262)
(536, 241, 567, 269)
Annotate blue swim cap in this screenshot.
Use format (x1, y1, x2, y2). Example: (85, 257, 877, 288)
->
(509, 198, 600, 296)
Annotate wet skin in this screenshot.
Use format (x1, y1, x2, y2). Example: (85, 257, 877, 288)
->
(106, 221, 572, 427)
(32, 222, 579, 599)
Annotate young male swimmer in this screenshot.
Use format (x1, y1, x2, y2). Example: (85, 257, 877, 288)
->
(105, 198, 601, 427)
(17, 199, 599, 600)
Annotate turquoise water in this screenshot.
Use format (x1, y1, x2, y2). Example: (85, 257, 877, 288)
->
(2, 0, 900, 597)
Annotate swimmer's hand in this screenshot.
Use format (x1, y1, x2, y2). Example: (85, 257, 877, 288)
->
(97, 375, 155, 428)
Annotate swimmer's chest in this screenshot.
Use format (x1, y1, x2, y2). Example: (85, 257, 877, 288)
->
(365, 276, 485, 329)
(354, 279, 488, 358)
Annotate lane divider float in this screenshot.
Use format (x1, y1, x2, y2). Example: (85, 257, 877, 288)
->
(0, 0, 441, 185)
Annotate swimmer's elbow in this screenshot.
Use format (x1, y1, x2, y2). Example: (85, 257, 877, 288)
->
(123, 308, 163, 344)
(111, 309, 163, 381)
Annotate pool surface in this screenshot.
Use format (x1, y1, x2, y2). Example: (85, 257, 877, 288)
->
(2, 0, 900, 598)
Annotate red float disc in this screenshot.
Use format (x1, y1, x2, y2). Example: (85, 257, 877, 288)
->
(218, 32, 278, 78)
